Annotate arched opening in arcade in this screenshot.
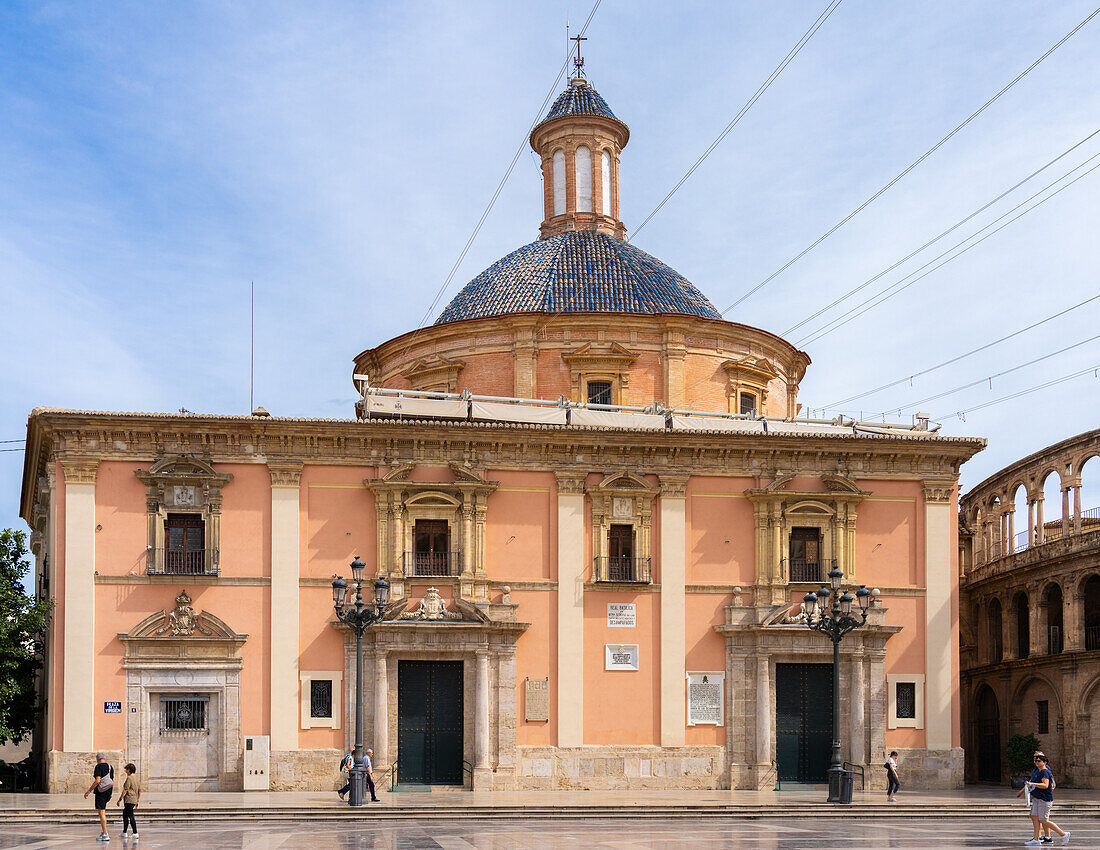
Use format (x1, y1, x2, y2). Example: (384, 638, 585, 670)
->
(975, 685, 1001, 783)
(1012, 591, 1030, 660)
(1012, 484, 1028, 553)
(1040, 470, 1063, 544)
(1081, 454, 1100, 532)
(987, 598, 1003, 663)
(1043, 584, 1064, 656)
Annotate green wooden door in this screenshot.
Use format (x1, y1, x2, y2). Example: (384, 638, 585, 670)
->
(775, 663, 832, 782)
(398, 661, 464, 784)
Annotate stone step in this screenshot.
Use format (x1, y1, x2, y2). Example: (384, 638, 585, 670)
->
(4, 803, 1099, 824)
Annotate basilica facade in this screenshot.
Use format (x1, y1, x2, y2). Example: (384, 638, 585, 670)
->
(22, 74, 983, 793)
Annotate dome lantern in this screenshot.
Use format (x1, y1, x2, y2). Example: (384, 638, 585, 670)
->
(530, 74, 630, 240)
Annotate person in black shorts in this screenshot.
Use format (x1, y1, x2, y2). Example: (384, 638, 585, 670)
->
(83, 754, 114, 842)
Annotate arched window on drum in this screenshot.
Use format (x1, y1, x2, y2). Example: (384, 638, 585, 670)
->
(575, 145, 593, 212)
(552, 149, 566, 217)
(601, 150, 612, 215)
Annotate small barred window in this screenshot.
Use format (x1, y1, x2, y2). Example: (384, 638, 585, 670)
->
(1037, 700, 1049, 735)
(311, 679, 333, 719)
(896, 682, 916, 719)
(163, 698, 206, 731)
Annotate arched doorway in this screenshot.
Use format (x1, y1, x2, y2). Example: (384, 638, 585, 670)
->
(976, 686, 1001, 782)
(988, 599, 1003, 663)
(1084, 575, 1100, 651)
(1014, 592, 1030, 659)
(1045, 584, 1064, 655)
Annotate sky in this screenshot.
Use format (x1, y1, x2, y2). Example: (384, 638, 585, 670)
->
(1, 0, 1099, 542)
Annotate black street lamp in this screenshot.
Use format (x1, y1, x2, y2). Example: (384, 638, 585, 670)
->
(332, 556, 390, 806)
(803, 567, 872, 803)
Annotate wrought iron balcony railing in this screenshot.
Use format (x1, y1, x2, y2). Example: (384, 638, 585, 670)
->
(593, 556, 651, 584)
(1086, 625, 1100, 652)
(403, 551, 462, 577)
(147, 548, 219, 576)
(1048, 625, 1063, 656)
(784, 558, 835, 584)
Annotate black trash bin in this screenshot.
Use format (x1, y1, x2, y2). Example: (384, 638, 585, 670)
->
(828, 768, 854, 803)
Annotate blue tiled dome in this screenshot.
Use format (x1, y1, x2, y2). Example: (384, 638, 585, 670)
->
(541, 79, 619, 124)
(435, 230, 721, 324)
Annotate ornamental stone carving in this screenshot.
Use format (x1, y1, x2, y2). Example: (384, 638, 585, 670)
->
(59, 458, 99, 485)
(268, 462, 303, 488)
(156, 590, 213, 636)
(400, 587, 461, 621)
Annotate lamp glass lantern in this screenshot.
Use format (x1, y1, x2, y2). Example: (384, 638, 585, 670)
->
(374, 575, 390, 608)
(856, 585, 871, 613)
(350, 555, 366, 584)
(331, 576, 348, 610)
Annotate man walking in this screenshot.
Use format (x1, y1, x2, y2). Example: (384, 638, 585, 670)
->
(337, 749, 354, 800)
(365, 748, 379, 802)
(83, 754, 114, 842)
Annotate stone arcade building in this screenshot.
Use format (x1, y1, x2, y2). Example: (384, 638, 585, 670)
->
(22, 73, 983, 793)
(960, 428, 1100, 787)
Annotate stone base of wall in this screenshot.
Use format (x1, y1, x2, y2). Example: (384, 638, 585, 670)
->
(269, 748, 344, 791)
(729, 761, 779, 790)
(47, 750, 124, 794)
(891, 747, 964, 789)
(516, 746, 726, 790)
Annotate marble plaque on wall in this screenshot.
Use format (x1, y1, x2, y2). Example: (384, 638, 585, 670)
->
(525, 677, 550, 722)
(605, 644, 639, 671)
(687, 671, 724, 726)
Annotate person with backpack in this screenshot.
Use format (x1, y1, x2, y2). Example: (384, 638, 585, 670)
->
(83, 754, 114, 842)
(1016, 752, 1069, 845)
(885, 751, 900, 801)
(337, 749, 354, 800)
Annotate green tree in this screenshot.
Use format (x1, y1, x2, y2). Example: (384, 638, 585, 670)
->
(1006, 732, 1043, 776)
(0, 529, 53, 745)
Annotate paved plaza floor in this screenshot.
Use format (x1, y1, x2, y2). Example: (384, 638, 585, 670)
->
(0, 816, 1096, 849)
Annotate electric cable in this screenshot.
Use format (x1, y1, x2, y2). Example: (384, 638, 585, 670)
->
(629, 0, 845, 241)
(719, 5, 1100, 314)
(935, 363, 1100, 421)
(783, 128, 1100, 337)
(870, 332, 1100, 418)
(391, 0, 603, 370)
(821, 293, 1100, 409)
(794, 151, 1100, 348)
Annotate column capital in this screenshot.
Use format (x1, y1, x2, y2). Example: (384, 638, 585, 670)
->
(268, 461, 304, 488)
(658, 475, 690, 498)
(555, 472, 587, 495)
(922, 480, 955, 504)
(59, 457, 99, 485)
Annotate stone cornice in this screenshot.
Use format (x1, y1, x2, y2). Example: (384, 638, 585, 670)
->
(23, 410, 984, 501)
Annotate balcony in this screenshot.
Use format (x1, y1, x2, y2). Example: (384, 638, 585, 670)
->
(1048, 625, 1063, 656)
(147, 548, 219, 576)
(403, 551, 462, 577)
(593, 556, 651, 584)
(784, 558, 835, 584)
(1086, 625, 1100, 651)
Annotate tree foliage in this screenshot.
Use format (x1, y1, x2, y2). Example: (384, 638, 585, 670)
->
(0, 529, 53, 745)
(1006, 732, 1043, 776)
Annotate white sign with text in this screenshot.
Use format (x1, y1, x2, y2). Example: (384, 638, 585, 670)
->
(607, 603, 636, 628)
(686, 672, 725, 726)
(605, 644, 639, 671)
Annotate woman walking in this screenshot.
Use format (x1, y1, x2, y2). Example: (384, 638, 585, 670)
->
(885, 751, 900, 801)
(116, 763, 141, 838)
(1016, 752, 1069, 845)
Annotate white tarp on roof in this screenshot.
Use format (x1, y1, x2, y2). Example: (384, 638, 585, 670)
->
(671, 415, 764, 433)
(366, 395, 468, 418)
(471, 400, 567, 425)
(768, 421, 852, 436)
(571, 409, 666, 429)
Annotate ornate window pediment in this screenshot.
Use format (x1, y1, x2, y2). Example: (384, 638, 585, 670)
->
(561, 341, 639, 405)
(722, 356, 779, 416)
(588, 472, 658, 584)
(401, 354, 466, 394)
(135, 455, 232, 577)
(120, 589, 245, 642)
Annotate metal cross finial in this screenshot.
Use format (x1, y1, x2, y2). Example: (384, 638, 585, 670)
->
(571, 34, 587, 77)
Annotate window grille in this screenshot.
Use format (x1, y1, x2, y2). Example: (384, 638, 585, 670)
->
(1037, 700, 1049, 735)
(162, 697, 207, 732)
(895, 682, 916, 719)
(587, 381, 612, 405)
(311, 679, 333, 719)
(740, 392, 756, 415)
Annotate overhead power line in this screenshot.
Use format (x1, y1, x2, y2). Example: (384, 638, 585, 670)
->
(783, 128, 1100, 337)
(822, 292, 1100, 409)
(872, 332, 1100, 418)
(401, 0, 602, 350)
(720, 5, 1100, 314)
(794, 151, 1100, 348)
(629, 0, 845, 241)
(936, 363, 1100, 422)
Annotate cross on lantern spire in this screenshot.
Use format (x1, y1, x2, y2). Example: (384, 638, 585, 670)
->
(571, 34, 586, 78)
